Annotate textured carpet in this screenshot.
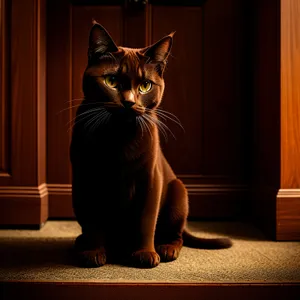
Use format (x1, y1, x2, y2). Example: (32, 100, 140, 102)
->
(0, 221, 299, 283)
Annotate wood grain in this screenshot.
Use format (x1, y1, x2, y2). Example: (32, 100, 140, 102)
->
(202, 0, 248, 178)
(46, 0, 72, 185)
(37, 0, 46, 185)
(0, 0, 48, 226)
(9, 0, 46, 186)
(280, 0, 300, 188)
(252, 0, 280, 239)
(47, 184, 74, 218)
(0, 0, 10, 177)
(151, 4, 203, 175)
(124, 0, 149, 47)
(0, 184, 48, 225)
(1, 282, 299, 300)
(277, 189, 300, 240)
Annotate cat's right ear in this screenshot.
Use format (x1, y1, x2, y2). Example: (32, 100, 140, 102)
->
(88, 21, 118, 60)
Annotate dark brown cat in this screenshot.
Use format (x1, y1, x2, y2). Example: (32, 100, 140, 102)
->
(70, 21, 232, 268)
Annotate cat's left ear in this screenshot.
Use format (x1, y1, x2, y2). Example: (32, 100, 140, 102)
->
(140, 32, 175, 64)
(88, 20, 118, 59)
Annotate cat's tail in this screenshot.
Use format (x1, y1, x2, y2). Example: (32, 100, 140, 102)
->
(182, 229, 233, 249)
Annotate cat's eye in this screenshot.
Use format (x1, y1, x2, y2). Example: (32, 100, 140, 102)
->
(139, 81, 152, 94)
(104, 75, 118, 89)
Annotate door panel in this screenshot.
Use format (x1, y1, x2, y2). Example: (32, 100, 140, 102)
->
(47, 0, 249, 218)
(202, 0, 244, 177)
(0, 0, 48, 226)
(151, 5, 203, 174)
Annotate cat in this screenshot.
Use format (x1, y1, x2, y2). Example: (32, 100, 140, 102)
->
(70, 21, 232, 269)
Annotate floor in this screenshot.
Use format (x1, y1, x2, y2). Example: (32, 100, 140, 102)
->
(0, 221, 300, 283)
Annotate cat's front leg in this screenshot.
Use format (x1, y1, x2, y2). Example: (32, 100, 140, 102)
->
(74, 230, 107, 268)
(72, 175, 108, 268)
(131, 171, 162, 268)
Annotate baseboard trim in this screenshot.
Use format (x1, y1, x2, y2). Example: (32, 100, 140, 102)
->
(187, 184, 249, 219)
(47, 183, 249, 219)
(47, 184, 73, 218)
(0, 184, 48, 225)
(0, 183, 48, 197)
(253, 186, 300, 241)
(276, 189, 300, 240)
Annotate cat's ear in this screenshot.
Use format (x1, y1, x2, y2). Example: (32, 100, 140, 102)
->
(88, 20, 118, 59)
(140, 32, 175, 63)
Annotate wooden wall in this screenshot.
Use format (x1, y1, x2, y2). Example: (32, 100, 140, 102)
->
(0, 0, 299, 240)
(0, 0, 48, 226)
(252, 0, 300, 240)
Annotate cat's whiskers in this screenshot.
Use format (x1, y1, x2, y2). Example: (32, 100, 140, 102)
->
(67, 107, 106, 127)
(85, 110, 107, 129)
(103, 112, 112, 124)
(146, 108, 185, 132)
(57, 102, 105, 115)
(67, 107, 107, 133)
(144, 114, 169, 141)
(136, 116, 144, 138)
(155, 112, 184, 131)
(144, 113, 176, 141)
(140, 115, 153, 140)
(88, 112, 105, 133)
(67, 110, 99, 133)
(87, 110, 112, 135)
(155, 119, 169, 142)
(154, 108, 182, 122)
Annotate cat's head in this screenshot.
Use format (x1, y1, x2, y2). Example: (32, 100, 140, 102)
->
(82, 21, 174, 122)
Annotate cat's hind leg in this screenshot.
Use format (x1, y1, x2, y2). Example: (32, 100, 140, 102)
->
(155, 179, 188, 262)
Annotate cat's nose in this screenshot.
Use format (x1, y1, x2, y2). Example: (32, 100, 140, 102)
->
(122, 100, 135, 109)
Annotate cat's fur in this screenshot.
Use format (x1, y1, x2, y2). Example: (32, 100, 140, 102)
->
(70, 21, 232, 268)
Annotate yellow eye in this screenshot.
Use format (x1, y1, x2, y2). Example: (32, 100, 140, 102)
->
(104, 75, 118, 88)
(139, 81, 152, 94)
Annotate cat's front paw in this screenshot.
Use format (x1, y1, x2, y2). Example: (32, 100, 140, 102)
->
(131, 250, 160, 268)
(156, 244, 181, 262)
(77, 249, 107, 268)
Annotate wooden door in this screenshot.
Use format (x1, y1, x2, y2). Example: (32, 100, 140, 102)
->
(47, 0, 250, 219)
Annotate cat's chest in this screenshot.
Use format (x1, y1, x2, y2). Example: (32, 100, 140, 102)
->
(87, 136, 145, 164)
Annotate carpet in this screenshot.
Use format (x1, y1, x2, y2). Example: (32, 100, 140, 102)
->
(0, 221, 299, 283)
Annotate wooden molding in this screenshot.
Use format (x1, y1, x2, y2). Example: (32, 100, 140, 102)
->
(0, 184, 48, 197)
(276, 189, 300, 240)
(1, 281, 299, 300)
(186, 184, 247, 194)
(0, 171, 11, 178)
(0, 184, 48, 225)
(253, 186, 300, 241)
(277, 189, 300, 197)
(47, 184, 73, 218)
(47, 183, 249, 219)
